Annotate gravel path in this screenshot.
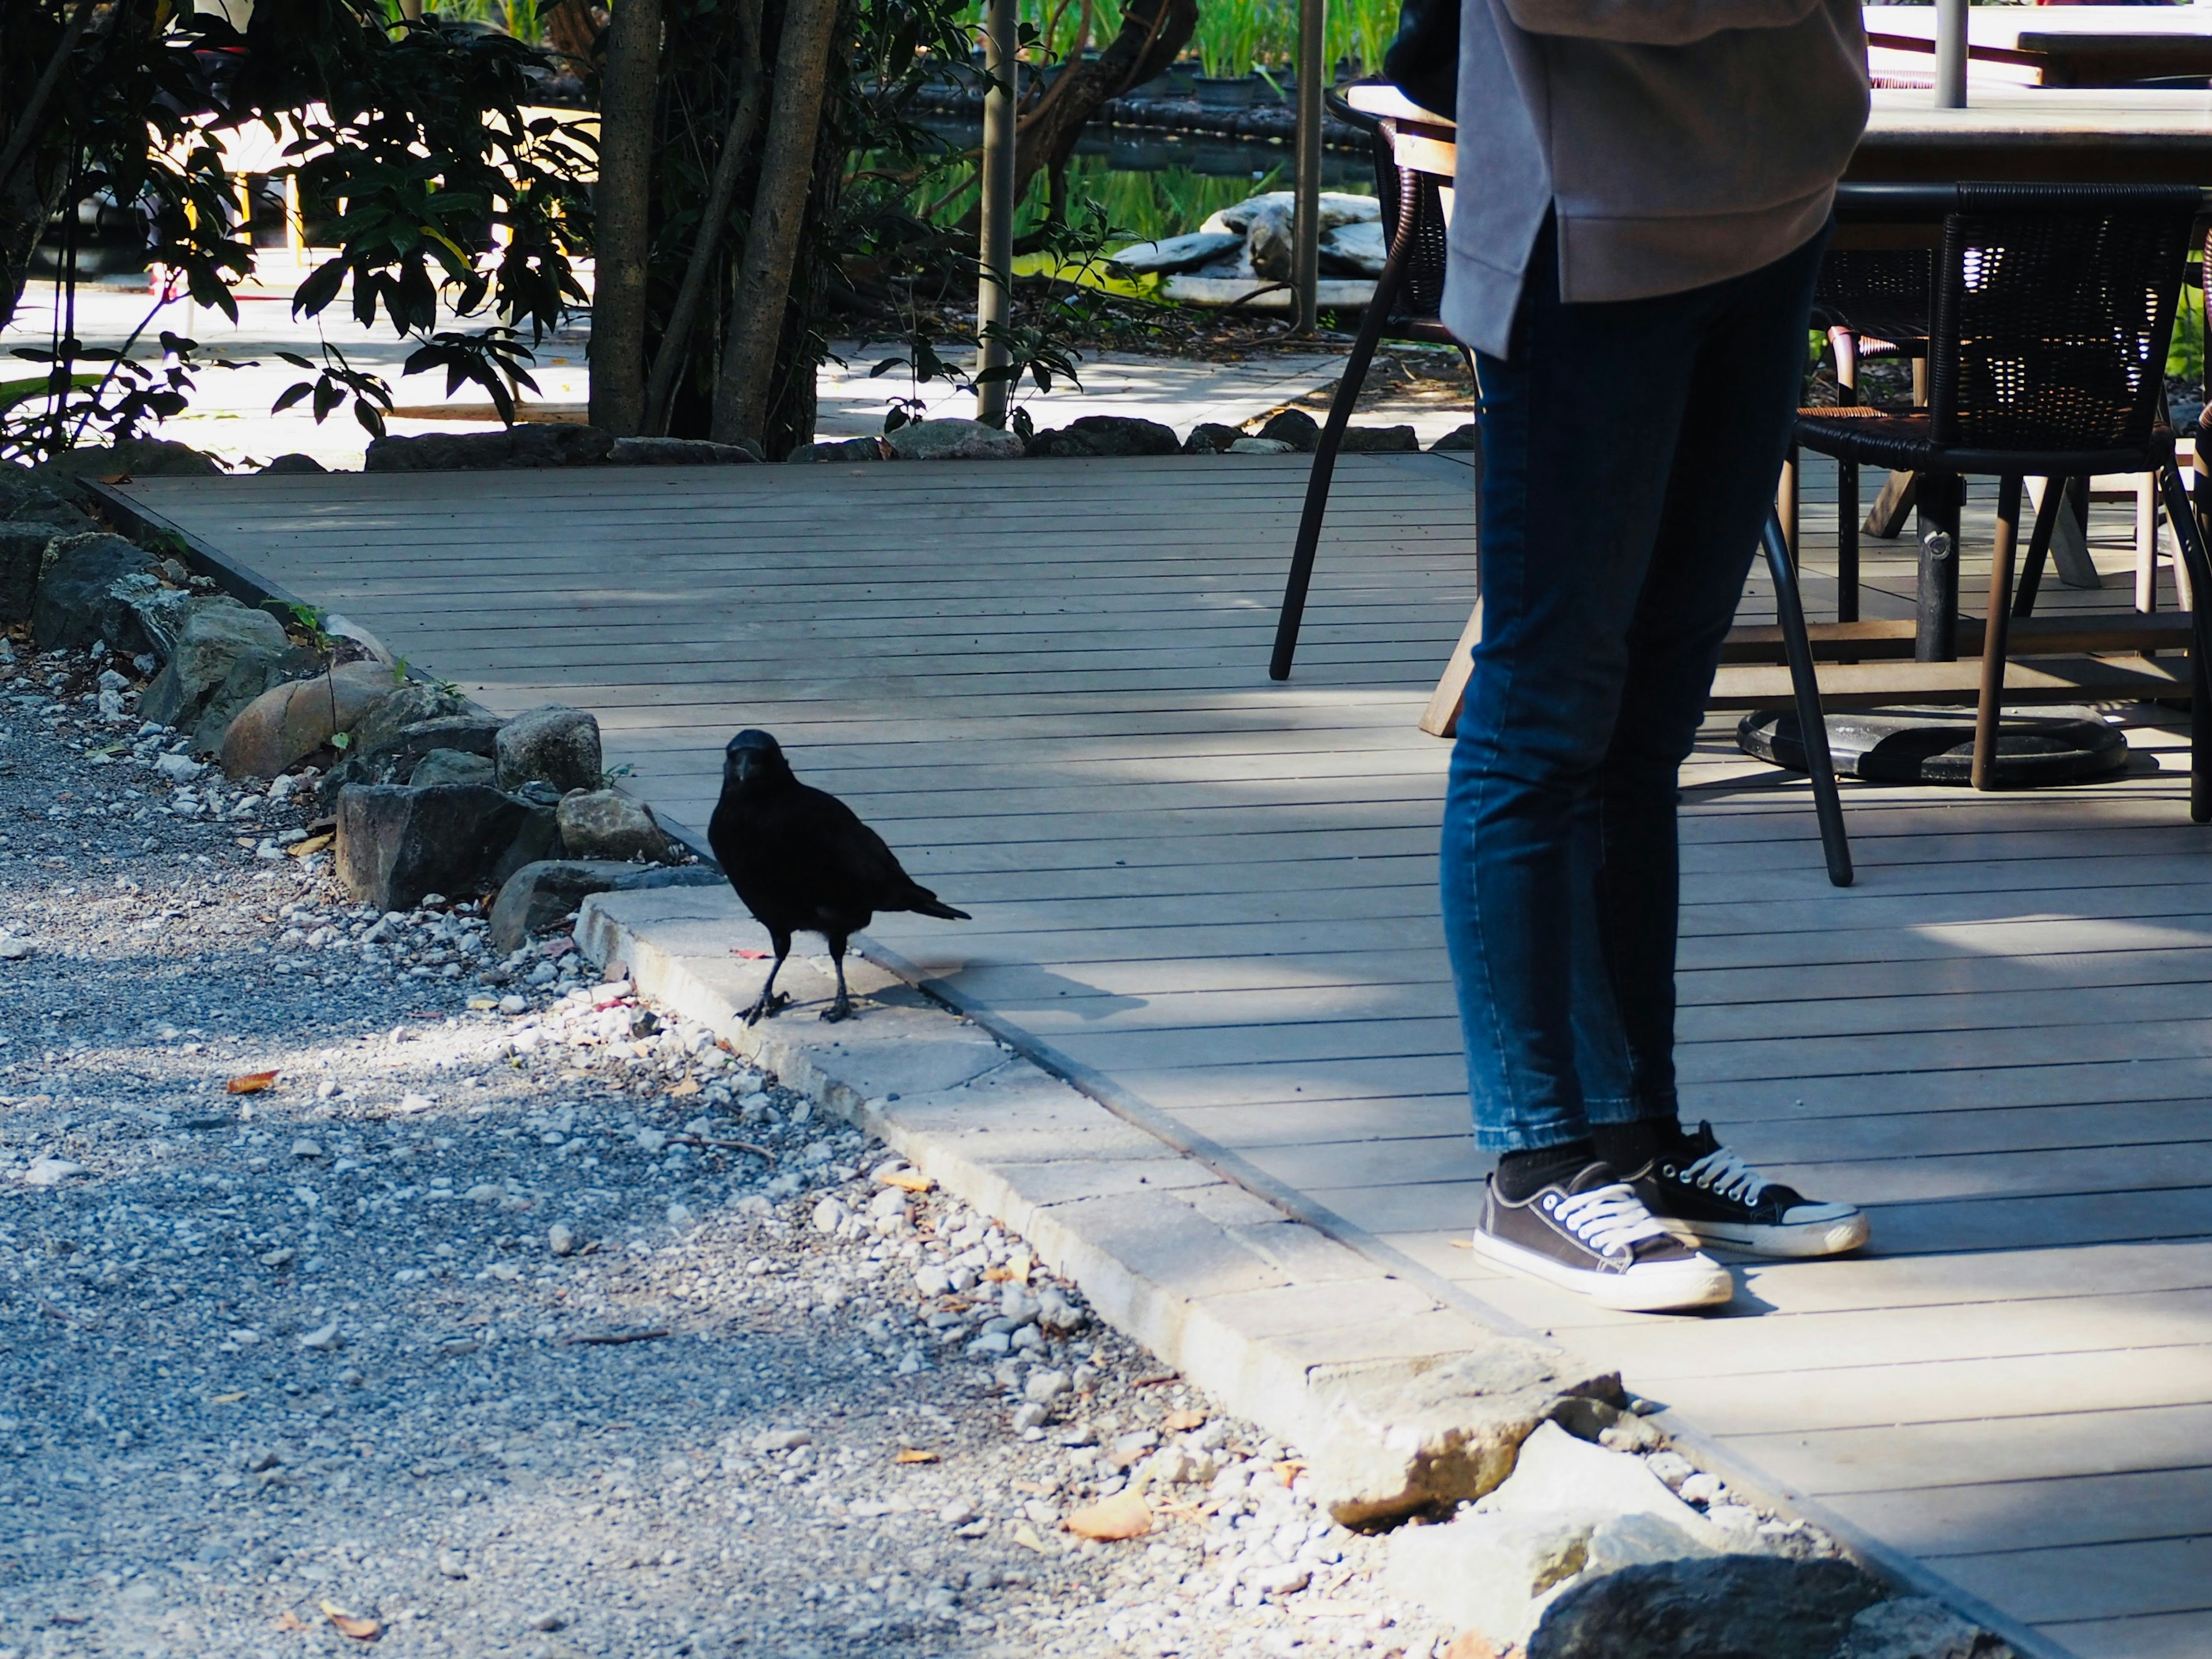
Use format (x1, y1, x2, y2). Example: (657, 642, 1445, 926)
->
(0, 640, 1455, 1659)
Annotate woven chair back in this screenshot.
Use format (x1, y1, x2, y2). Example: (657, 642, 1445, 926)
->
(1812, 247, 1933, 347)
(1365, 124, 1452, 325)
(1928, 183, 2199, 453)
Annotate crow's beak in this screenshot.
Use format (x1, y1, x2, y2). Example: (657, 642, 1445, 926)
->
(730, 752, 755, 782)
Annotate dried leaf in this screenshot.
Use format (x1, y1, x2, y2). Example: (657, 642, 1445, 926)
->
(877, 1169, 934, 1193)
(667, 1078, 700, 1098)
(226, 1071, 279, 1094)
(1011, 1523, 1050, 1552)
(319, 1600, 381, 1641)
(732, 948, 771, 960)
(982, 1266, 1018, 1282)
(286, 833, 334, 858)
(1448, 1237, 1475, 1249)
(1442, 1632, 1504, 1659)
(208, 1391, 246, 1405)
(1063, 1491, 1152, 1541)
(273, 1611, 308, 1631)
(1163, 1410, 1207, 1432)
(893, 1448, 938, 1464)
(1274, 1459, 1309, 1487)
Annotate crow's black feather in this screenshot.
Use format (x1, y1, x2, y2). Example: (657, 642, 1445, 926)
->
(706, 728, 969, 1023)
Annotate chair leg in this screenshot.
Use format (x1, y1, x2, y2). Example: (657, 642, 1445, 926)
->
(1762, 509, 1853, 887)
(1972, 475, 2024, 791)
(2013, 475, 2068, 618)
(1268, 169, 1420, 683)
(2137, 474, 2160, 613)
(2157, 463, 2212, 824)
(1838, 459, 1859, 626)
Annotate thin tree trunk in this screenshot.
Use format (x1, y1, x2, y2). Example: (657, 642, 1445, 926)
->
(642, 0, 764, 436)
(0, 0, 100, 335)
(586, 0, 661, 435)
(709, 0, 842, 446)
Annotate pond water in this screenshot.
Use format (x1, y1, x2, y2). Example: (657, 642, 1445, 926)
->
(917, 115, 1374, 245)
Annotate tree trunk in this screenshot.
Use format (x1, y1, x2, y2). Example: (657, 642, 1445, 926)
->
(642, 0, 764, 435)
(709, 0, 842, 447)
(0, 159, 63, 339)
(588, 0, 662, 435)
(1009, 0, 1194, 216)
(542, 0, 602, 66)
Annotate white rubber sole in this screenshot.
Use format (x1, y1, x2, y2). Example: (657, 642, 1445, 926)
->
(1666, 1205, 1870, 1259)
(1469, 1228, 1734, 1313)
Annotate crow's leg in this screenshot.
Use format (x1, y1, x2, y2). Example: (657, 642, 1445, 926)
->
(820, 936, 854, 1022)
(743, 933, 793, 1025)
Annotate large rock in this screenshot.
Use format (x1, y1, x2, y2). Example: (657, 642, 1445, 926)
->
(496, 704, 602, 794)
(885, 418, 1024, 461)
(335, 783, 544, 911)
(1431, 423, 1480, 453)
(35, 439, 223, 494)
(189, 643, 325, 755)
(342, 683, 478, 763)
(1484, 1423, 1724, 1546)
(363, 423, 614, 472)
(1527, 1556, 1888, 1659)
(411, 748, 497, 787)
(1024, 415, 1183, 459)
(1387, 1508, 1719, 1650)
(1245, 198, 1298, 281)
(1183, 423, 1243, 455)
(1107, 230, 1243, 274)
(1840, 1598, 2016, 1659)
(555, 788, 669, 863)
(140, 598, 291, 732)
(30, 534, 162, 653)
(1340, 425, 1421, 453)
(260, 453, 328, 475)
(1302, 1347, 1623, 1528)
(1202, 190, 1380, 236)
(488, 858, 722, 952)
(219, 660, 399, 779)
(0, 521, 70, 623)
(607, 436, 760, 466)
(321, 713, 506, 804)
(1243, 408, 1322, 453)
(1320, 218, 1388, 277)
(786, 435, 895, 463)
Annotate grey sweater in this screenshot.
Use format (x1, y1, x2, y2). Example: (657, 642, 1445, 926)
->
(1443, 0, 1870, 357)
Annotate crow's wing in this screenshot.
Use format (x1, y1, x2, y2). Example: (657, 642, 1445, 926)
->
(801, 785, 968, 917)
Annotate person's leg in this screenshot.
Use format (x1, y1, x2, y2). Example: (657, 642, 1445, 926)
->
(1574, 227, 1831, 1138)
(1563, 229, 1869, 1258)
(1441, 224, 1705, 1171)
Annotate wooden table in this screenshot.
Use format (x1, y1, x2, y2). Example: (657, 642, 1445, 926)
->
(1866, 3, 2212, 92)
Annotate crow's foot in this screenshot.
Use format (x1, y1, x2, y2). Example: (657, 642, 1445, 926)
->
(742, 991, 790, 1026)
(818, 994, 854, 1024)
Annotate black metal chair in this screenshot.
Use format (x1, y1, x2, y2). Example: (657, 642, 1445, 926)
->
(1268, 89, 1465, 682)
(1779, 183, 2212, 812)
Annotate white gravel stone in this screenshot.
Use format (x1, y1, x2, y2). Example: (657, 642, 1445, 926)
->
(22, 1156, 88, 1185)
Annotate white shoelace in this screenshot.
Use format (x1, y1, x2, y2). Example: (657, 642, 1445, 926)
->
(1680, 1144, 1769, 1206)
(1551, 1181, 1672, 1255)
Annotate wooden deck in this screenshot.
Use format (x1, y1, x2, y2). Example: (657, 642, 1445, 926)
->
(115, 452, 2212, 1659)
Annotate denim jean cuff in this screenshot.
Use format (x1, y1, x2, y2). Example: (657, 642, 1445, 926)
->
(1472, 1124, 1600, 1154)
(1580, 1093, 1678, 1127)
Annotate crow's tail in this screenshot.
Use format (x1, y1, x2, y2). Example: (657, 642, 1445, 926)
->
(900, 887, 971, 922)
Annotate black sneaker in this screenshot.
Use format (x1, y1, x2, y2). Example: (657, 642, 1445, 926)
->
(1622, 1122, 1869, 1258)
(1472, 1162, 1733, 1312)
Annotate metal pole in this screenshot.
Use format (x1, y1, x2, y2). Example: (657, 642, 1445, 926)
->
(975, 0, 1018, 426)
(1934, 0, 1968, 108)
(1292, 0, 1325, 334)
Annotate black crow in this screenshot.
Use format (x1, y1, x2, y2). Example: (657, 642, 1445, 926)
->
(707, 728, 970, 1024)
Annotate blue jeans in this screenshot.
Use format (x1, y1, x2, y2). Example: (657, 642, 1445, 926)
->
(1442, 220, 1829, 1154)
